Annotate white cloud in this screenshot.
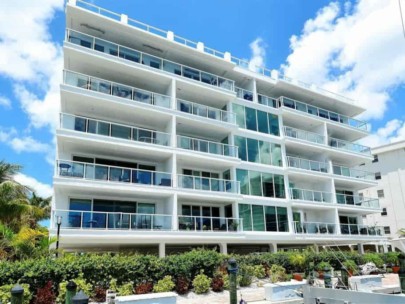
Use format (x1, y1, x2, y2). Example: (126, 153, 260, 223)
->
(0, 96, 11, 109)
(248, 38, 266, 72)
(10, 136, 51, 154)
(14, 173, 53, 198)
(361, 119, 405, 147)
(281, 0, 405, 120)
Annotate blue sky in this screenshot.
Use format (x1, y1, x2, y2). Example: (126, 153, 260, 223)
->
(0, 0, 404, 196)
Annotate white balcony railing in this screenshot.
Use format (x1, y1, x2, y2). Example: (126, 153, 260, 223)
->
(178, 215, 243, 232)
(235, 87, 254, 101)
(56, 160, 173, 187)
(60, 113, 171, 146)
(258, 94, 278, 109)
(287, 156, 328, 173)
(176, 99, 236, 124)
(280, 96, 368, 132)
(332, 164, 375, 181)
(283, 126, 325, 145)
(177, 174, 240, 194)
(66, 29, 235, 91)
(336, 194, 380, 209)
(329, 137, 371, 156)
(340, 224, 384, 236)
(53, 210, 172, 230)
(293, 221, 336, 235)
(289, 188, 333, 204)
(177, 135, 238, 158)
(63, 70, 172, 108)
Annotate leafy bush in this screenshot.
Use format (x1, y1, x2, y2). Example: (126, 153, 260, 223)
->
(192, 271, 211, 294)
(33, 281, 55, 304)
(239, 265, 255, 287)
(0, 283, 31, 304)
(118, 282, 134, 296)
(153, 276, 175, 293)
(57, 275, 92, 304)
(384, 252, 399, 266)
(289, 253, 306, 272)
(175, 277, 189, 295)
(270, 265, 288, 283)
(92, 286, 106, 303)
(342, 260, 357, 272)
(253, 265, 266, 279)
(316, 261, 331, 272)
(211, 273, 224, 292)
(363, 253, 384, 268)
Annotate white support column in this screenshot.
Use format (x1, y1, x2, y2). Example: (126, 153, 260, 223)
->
(197, 42, 204, 52)
(314, 244, 320, 253)
(219, 243, 228, 255)
(270, 243, 278, 253)
(171, 194, 178, 232)
(375, 244, 379, 253)
(169, 79, 176, 110)
(334, 208, 341, 235)
(120, 14, 128, 24)
(287, 206, 294, 234)
(224, 52, 231, 62)
(159, 243, 166, 258)
(357, 243, 364, 254)
(167, 31, 174, 41)
(252, 79, 258, 103)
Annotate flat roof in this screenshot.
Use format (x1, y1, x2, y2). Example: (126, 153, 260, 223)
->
(372, 140, 405, 154)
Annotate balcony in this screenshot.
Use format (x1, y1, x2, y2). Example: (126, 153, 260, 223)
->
(178, 216, 243, 232)
(258, 94, 278, 109)
(333, 165, 375, 181)
(280, 97, 369, 132)
(283, 126, 325, 145)
(340, 224, 384, 236)
(177, 135, 238, 158)
(235, 87, 253, 101)
(66, 29, 235, 92)
(60, 113, 171, 146)
(289, 188, 333, 204)
(176, 99, 236, 124)
(53, 210, 172, 230)
(336, 194, 380, 209)
(287, 156, 328, 173)
(329, 137, 371, 156)
(64, 70, 172, 109)
(56, 160, 173, 187)
(177, 175, 240, 194)
(294, 221, 336, 234)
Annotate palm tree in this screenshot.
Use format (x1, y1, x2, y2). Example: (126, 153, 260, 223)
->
(29, 192, 52, 222)
(0, 160, 22, 183)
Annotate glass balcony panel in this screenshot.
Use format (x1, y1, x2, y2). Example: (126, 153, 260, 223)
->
(111, 124, 131, 140)
(218, 78, 233, 90)
(329, 112, 339, 122)
(118, 46, 140, 63)
(178, 100, 192, 114)
(318, 109, 329, 119)
(153, 94, 171, 108)
(193, 104, 208, 118)
(90, 78, 111, 94)
(142, 54, 162, 69)
(84, 164, 95, 179)
(94, 165, 108, 180)
(112, 83, 132, 99)
(65, 71, 89, 89)
(333, 165, 341, 175)
(313, 192, 322, 202)
(94, 38, 118, 56)
(68, 31, 93, 48)
(201, 72, 218, 86)
(209, 142, 221, 155)
(154, 172, 172, 187)
(283, 98, 295, 109)
(163, 61, 182, 75)
(295, 101, 307, 112)
(301, 159, 311, 170)
(137, 129, 154, 143)
(88, 120, 110, 136)
(133, 89, 152, 104)
(307, 105, 318, 116)
(183, 67, 201, 81)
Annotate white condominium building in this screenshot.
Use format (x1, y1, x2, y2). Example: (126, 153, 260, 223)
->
(51, 0, 386, 256)
(359, 141, 405, 252)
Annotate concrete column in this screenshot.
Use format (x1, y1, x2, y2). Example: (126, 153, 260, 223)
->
(314, 244, 320, 253)
(287, 206, 294, 234)
(120, 14, 128, 24)
(219, 243, 228, 255)
(171, 194, 178, 231)
(159, 243, 166, 258)
(224, 52, 231, 62)
(270, 243, 278, 253)
(357, 243, 364, 254)
(252, 79, 258, 103)
(167, 31, 174, 41)
(197, 42, 204, 52)
(375, 244, 379, 253)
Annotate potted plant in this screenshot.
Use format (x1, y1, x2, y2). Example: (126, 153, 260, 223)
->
(385, 252, 400, 273)
(229, 221, 239, 231)
(342, 260, 357, 277)
(289, 253, 306, 281)
(316, 261, 331, 279)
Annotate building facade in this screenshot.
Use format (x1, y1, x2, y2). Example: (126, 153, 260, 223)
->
(360, 141, 405, 252)
(51, 0, 386, 256)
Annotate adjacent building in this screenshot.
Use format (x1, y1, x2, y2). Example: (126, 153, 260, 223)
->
(50, 0, 386, 256)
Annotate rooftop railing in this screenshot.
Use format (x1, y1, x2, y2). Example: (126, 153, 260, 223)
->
(60, 113, 171, 146)
(283, 126, 325, 145)
(340, 224, 384, 236)
(235, 87, 253, 101)
(329, 137, 371, 156)
(63, 70, 172, 108)
(177, 135, 238, 158)
(53, 209, 173, 230)
(336, 194, 380, 209)
(293, 221, 336, 234)
(56, 160, 173, 187)
(289, 188, 333, 204)
(73, 0, 356, 105)
(177, 174, 240, 194)
(258, 94, 278, 109)
(332, 165, 375, 181)
(287, 156, 328, 173)
(176, 99, 236, 124)
(178, 215, 243, 232)
(66, 29, 235, 92)
(280, 97, 368, 132)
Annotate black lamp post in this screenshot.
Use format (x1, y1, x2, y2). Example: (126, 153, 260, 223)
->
(56, 215, 62, 258)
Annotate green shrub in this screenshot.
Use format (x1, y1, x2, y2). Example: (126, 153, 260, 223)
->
(0, 284, 31, 304)
(223, 274, 241, 290)
(253, 265, 266, 279)
(57, 275, 92, 303)
(118, 282, 134, 296)
(363, 253, 384, 268)
(384, 252, 400, 265)
(342, 260, 357, 272)
(192, 271, 211, 294)
(316, 261, 331, 272)
(270, 264, 288, 283)
(289, 253, 306, 272)
(153, 276, 175, 293)
(239, 265, 255, 287)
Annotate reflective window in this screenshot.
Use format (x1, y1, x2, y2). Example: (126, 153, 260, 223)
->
(234, 136, 282, 167)
(236, 169, 249, 195)
(245, 107, 257, 131)
(233, 104, 246, 128)
(234, 136, 247, 161)
(236, 169, 285, 198)
(239, 204, 289, 232)
(247, 138, 259, 163)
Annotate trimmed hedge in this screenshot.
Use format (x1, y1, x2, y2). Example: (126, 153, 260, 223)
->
(0, 249, 391, 296)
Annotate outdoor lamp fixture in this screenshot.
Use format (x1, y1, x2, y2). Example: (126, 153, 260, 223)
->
(56, 216, 62, 258)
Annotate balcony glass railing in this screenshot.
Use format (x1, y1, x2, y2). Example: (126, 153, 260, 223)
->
(340, 224, 384, 236)
(177, 135, 238, 158)
(53, 210, 172, 230)
(336, 194, 380, 209)
(258, 94, 278, 108)
(56, 160, 173, 187)
(63, 70, 171, 108)
(280, 97, 368, 132)
(289, 188, 333, 204)
(176, 99, 236, 124)
(283, 126, 325, 145)
(177, 175, 240, 194)
(329, 137, 371, 156)
(60, 113, 171, 146)
(333, 165, 375, 181)
(66, 29, 235, 91)
(287, 156, 328, 173)
(235, 87, 253, 101)
(178, 216, 243, 232)
(294, 221, 336, 234)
